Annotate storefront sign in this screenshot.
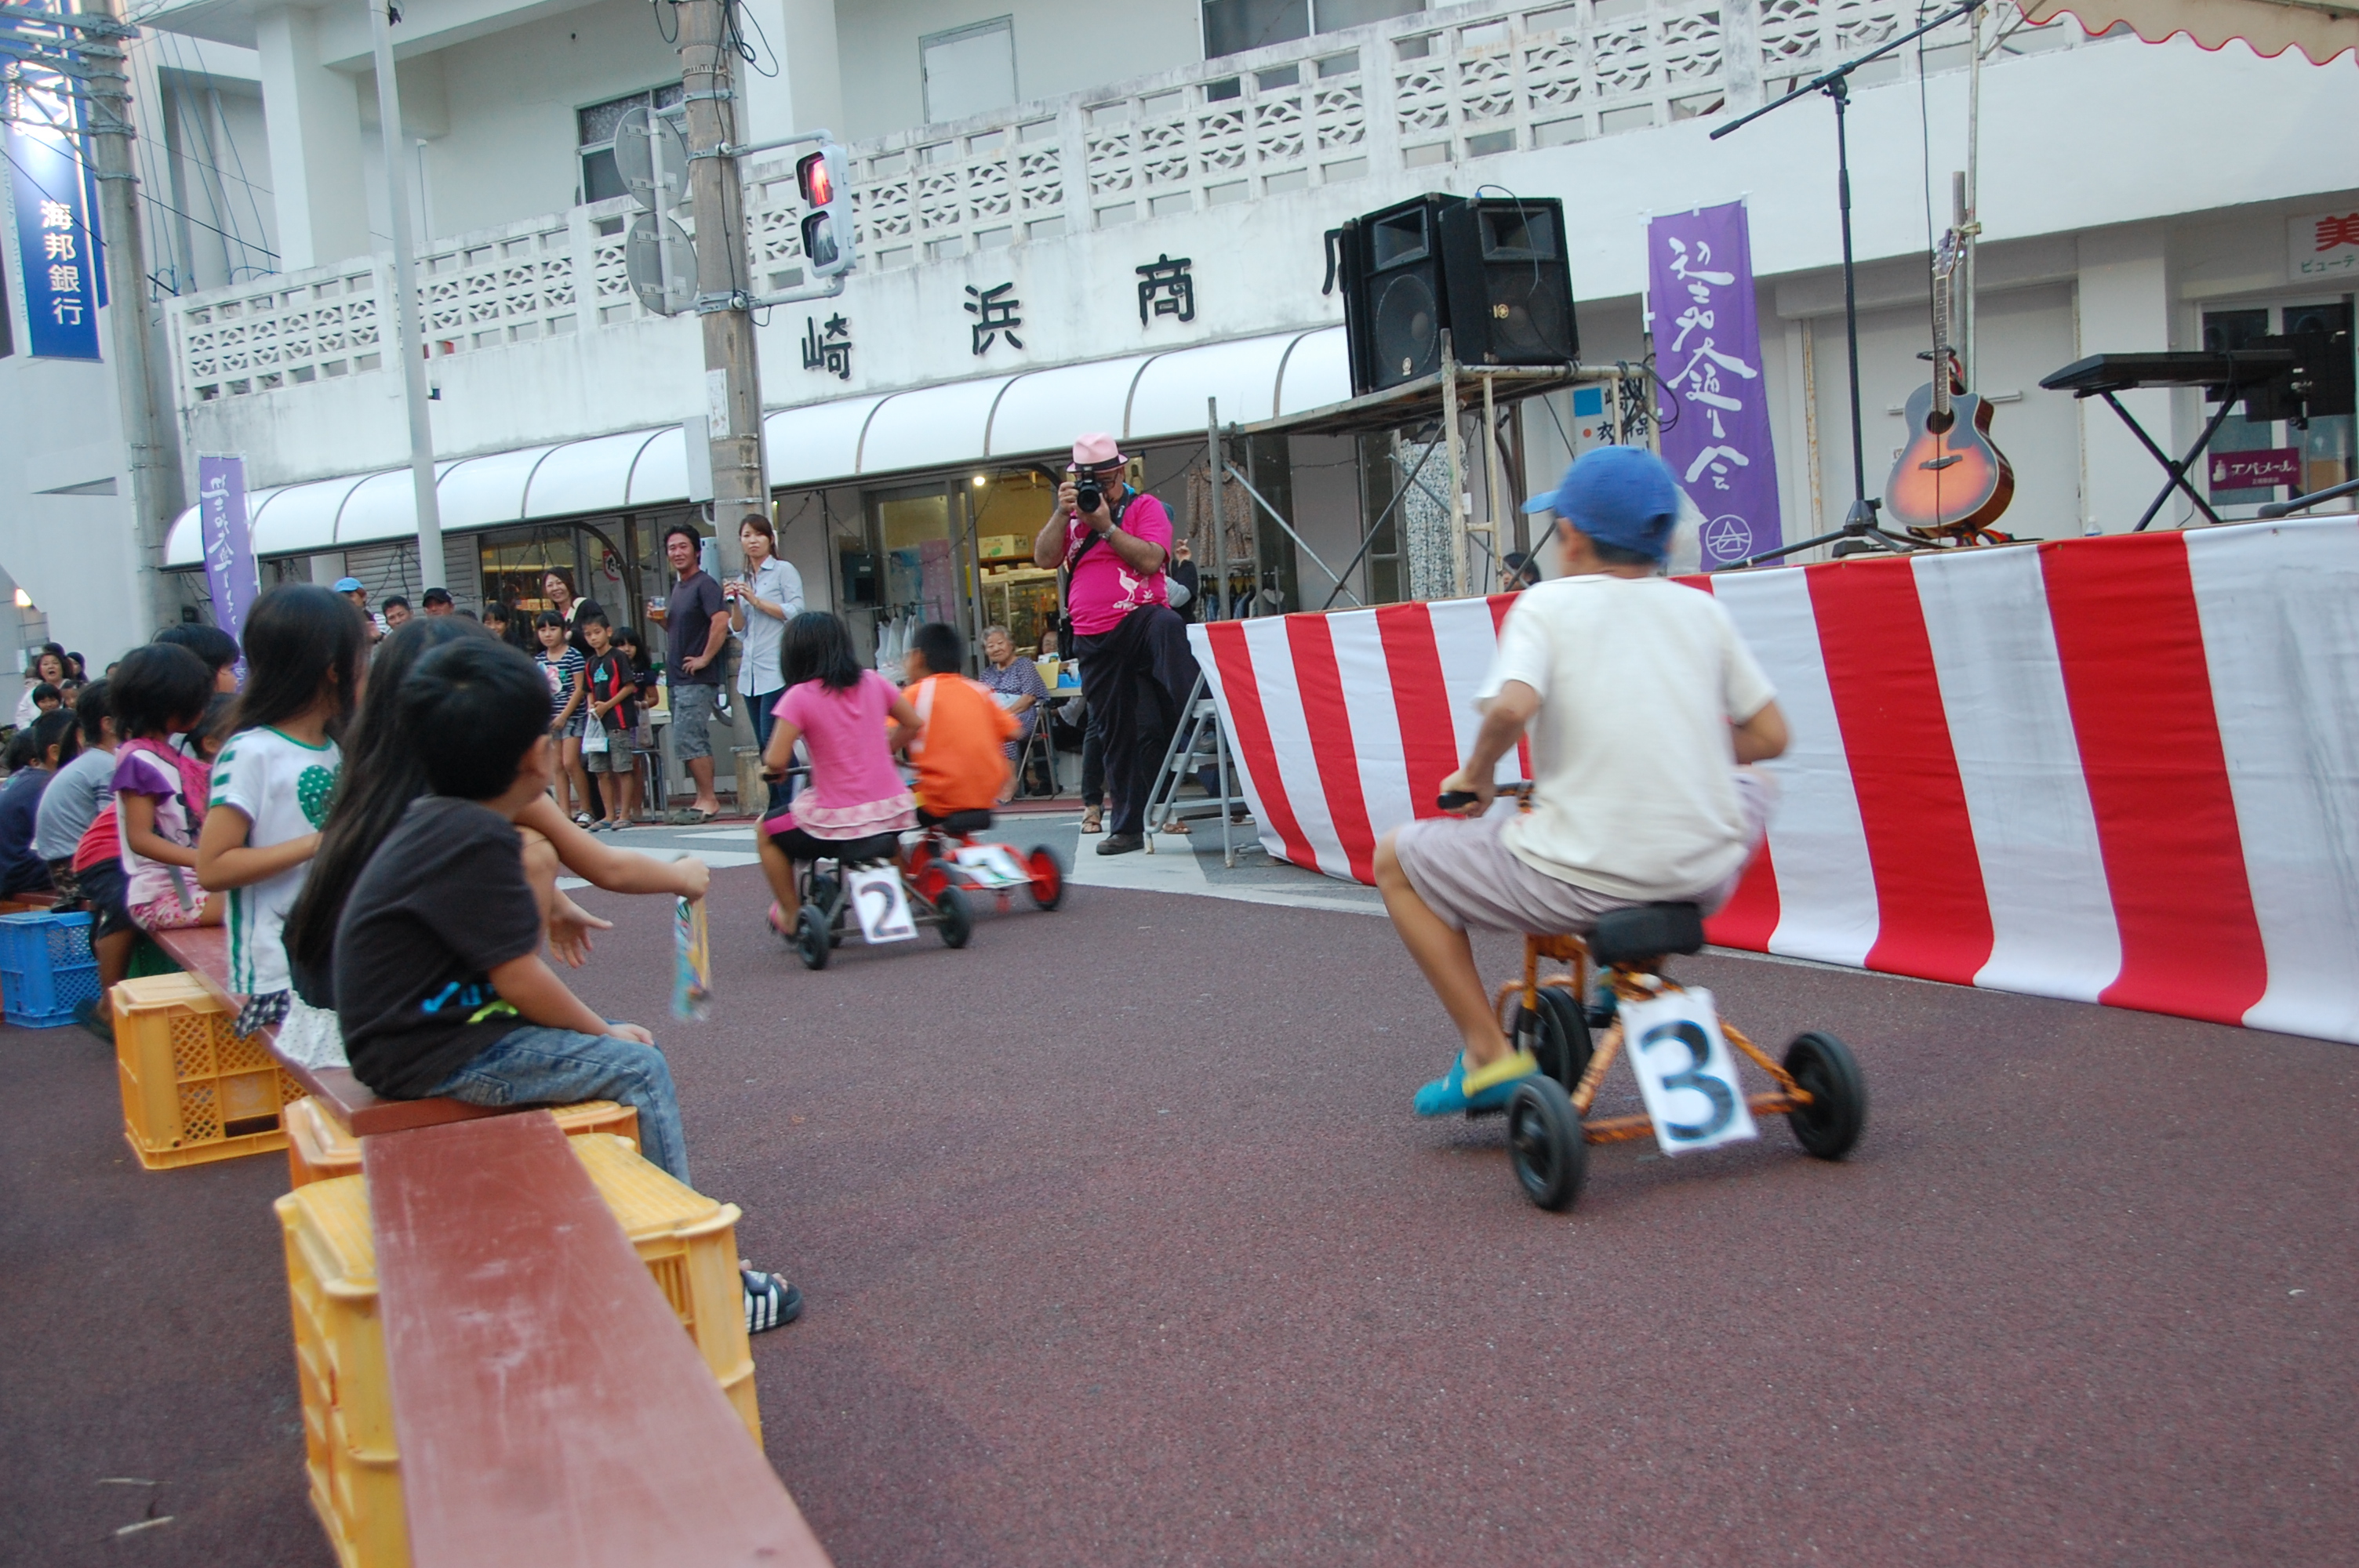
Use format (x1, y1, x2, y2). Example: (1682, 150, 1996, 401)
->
(2208, 447, 2302, 491)
(1136, 253, 1195, 325)
(2288, 211, 2359, 283)
(1647, 202, 1781, 568)
(965, 281, 1023, 353)
(5, 8, 104, 361)
(197, 455, 260, 648)
(801, 311, 852, 379)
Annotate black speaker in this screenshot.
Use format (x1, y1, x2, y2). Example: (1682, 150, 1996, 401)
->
(1439, 197, 1578, 368)
(1329, 194, 1461, 396)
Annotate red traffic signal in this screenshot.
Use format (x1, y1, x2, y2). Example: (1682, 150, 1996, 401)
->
(797, 149, 834, 208)
(796, 143, 855, 278)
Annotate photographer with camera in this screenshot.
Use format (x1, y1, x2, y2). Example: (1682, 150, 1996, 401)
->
(1032, 434, 1194, 855)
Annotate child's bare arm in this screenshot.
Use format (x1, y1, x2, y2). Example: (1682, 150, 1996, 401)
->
(486, 950, 650, 1042)
(886, 691, 922, 752)
(121, 792, 198, 868)
(195, 805, 321, 891)
(1732, 699, 1789, 764)
(761, 717, 802, 775)
(516, 794, 709, 901)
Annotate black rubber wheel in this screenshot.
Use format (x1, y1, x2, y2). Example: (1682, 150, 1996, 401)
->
(1027, 845, 1064, 911)
(936, 886, 973, 949)
(1783, 1030, 1866, 1160)
(794, 907, 831, 971)
(808, 873, 840, 913)
(1520, 988, 1593, 1092)
(1507, 1076, 1586, 1211)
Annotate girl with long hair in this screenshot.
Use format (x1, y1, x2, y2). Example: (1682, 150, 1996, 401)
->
(194, 585, 367, 1030)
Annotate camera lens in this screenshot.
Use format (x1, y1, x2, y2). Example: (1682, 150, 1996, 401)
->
(1075, 478, 1103, 514)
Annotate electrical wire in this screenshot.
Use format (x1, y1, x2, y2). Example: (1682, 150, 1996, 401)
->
(1, 114, 279, 265)
(652, 0, 678, 46)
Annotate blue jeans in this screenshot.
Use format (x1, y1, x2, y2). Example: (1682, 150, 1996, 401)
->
(427, 1025, 692, 1186)
(746, 688, 783, 812)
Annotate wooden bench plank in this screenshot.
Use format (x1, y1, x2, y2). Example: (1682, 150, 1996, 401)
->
(366, 1116, 831, 1567)
(151, 926, 508, 1139)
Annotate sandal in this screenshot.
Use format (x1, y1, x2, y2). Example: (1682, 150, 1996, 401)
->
(742, 1266, 801, 1333)
(1080, 807, 1103, 834)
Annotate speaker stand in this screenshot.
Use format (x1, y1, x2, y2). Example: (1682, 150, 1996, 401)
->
(1710, 0, 1987, 568)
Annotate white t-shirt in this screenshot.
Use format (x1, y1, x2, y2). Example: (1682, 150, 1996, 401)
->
(1481, 574, 1776, 901)
(208, 727, 342, 996)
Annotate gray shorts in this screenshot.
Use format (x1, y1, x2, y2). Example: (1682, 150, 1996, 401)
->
(584, 739, 636, 774)
(670, 681, 719, 760)
(1391, 772, 1772, 935)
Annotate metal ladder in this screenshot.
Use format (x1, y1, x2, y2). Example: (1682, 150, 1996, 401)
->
(1143, 672, 1252, 867)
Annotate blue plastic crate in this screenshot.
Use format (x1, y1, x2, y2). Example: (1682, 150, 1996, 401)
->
(0, 910, 99, 1029)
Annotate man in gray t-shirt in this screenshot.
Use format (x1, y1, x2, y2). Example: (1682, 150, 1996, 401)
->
(662, 524, 731, 820)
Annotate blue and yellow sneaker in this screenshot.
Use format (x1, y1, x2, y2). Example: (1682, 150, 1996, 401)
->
(1412, 1048, 1542, 1116)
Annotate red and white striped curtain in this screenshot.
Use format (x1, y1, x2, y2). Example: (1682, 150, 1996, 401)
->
(1189, 517, 2359, 1046)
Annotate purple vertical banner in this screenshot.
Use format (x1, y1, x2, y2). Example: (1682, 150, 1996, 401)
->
(1648, 202, 1783, 568)
(198, 456, 260, 649)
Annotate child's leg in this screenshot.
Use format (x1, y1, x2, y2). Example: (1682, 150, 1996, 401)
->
(92, 930, 133, 1021)
(427, 1025, 692, 1185)
(563, 737, 593, 819)
(754, 826, 799, 912)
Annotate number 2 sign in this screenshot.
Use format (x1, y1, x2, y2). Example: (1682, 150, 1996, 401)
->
(1619, 987, 1757, 1156)
(845, 867, 918, 943)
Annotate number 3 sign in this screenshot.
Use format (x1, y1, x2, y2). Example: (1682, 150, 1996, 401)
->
(1619, 987, 1757, 1156)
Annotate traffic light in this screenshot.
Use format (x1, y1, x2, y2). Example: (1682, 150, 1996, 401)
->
(798, 143, 855, 278)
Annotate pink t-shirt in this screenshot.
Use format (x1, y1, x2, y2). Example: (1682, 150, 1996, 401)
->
(1064, 490, 1172, 636)
(770, 671, 915, 840)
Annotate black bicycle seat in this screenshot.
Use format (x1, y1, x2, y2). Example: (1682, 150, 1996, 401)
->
(1587, 903, 1705, 967)
(934, 809, 996, 837)
(824, 832, 905, 868)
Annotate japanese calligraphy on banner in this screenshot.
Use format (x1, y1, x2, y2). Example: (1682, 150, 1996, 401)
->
(197, 456, 260, 648)
(5, 7, 105, 361)
(1647, 202, 1780, 568)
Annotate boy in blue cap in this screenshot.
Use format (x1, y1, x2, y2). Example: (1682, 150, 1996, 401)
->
(1372, 445, 1790, 1116)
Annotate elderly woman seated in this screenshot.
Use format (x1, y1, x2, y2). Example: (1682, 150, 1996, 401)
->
(976, 624, 1050, 803)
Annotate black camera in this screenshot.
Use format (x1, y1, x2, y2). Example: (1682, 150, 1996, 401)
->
(1074, 475, 1103, 517)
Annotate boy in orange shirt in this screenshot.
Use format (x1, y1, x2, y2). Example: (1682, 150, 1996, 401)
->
(901, 622, 1020, 824)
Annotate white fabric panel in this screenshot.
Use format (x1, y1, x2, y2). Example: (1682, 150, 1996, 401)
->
(1913, 546, 2122, 1003)
(1712, 570, 1878, 967)
(1238, 616, 1349, 879)
(858, 379, 1013, 477)
(765, 397, 887, 488)
(1329, 608, 1415, 839)
(2185, 517, 2359, 1043)
(1424, 597, 1511, 782)
(1125, 334, 1299, 440)
(524, 430, 659, 521)
(626, 425, 690, 506)
(1274, 328, 1352, 418)
(437, 445, 556, 532)
(252, 476, 364, 557)
(988, 358, 1154, 460)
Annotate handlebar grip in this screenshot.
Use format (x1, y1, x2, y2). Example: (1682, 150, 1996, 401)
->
(1437, 791, 1481, 811)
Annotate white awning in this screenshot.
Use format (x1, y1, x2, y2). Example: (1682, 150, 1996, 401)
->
(164, 325, 1350, 565)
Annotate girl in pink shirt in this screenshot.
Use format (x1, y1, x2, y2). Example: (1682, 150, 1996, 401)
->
(755, 613, 920, 927)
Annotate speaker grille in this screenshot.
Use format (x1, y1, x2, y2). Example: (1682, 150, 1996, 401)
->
(1483, 267, 1571, 358)
(1372, 270, 1441, 385)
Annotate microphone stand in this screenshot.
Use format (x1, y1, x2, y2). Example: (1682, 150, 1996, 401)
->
(1708, 0, 1989, 571)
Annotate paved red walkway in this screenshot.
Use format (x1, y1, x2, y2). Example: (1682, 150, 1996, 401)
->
(4, 870, 2353, 1565)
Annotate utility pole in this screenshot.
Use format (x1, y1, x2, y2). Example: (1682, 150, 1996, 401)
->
(678, 0, 766, 579)
(82, 0, 183, 635)
(369, 0, 444, 591)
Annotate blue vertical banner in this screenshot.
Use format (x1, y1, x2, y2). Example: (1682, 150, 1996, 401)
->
(5, 4, 105, 360)
(1646, 201, 1782, 568)
(198, 455, 260, 648)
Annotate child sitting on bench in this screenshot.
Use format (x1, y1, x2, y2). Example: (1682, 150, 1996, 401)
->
(900, 622, 1020, 826)
(324, 636, 798, 1330)
(1372, 447, 1790, 1117)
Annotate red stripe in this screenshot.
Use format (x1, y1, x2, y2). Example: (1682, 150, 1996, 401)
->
(1484, 593, 1533, 780)
(1686, 576, 1783, 951)
(1375, 603, 1461, 818)
(1285, 615, 1378, 883)
(1202, 622, 1320, 872)
(2040, 534, 2268, 1023)
(1806, 557, 1995, 985)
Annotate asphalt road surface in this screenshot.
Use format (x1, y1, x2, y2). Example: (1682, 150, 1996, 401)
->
(4, 840, 2352, 1566)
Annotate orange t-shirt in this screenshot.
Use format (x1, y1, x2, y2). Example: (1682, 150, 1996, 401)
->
(903, 673, 1020, 815)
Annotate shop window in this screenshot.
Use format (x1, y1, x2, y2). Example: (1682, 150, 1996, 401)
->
(1203, 0, 1422, 60)
(578, 85, 685, 206)
(2201, 298, 2355, 512)
(921, 17, 1018, 125)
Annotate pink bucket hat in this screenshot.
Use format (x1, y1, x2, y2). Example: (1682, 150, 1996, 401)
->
(1070, 432, 1124, 469)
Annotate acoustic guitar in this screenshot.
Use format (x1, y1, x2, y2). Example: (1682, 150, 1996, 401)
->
(1884, 231, 2015, 540)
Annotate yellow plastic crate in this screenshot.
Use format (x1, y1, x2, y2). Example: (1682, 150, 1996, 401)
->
(114, 975, 305, 1170)
(282, 1095, 642, 1189)
(275, 1138, 761, 1568)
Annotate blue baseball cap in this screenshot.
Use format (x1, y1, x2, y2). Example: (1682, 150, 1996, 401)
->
(1520, 446, 1681, 563)
(333, 577, 365, 593)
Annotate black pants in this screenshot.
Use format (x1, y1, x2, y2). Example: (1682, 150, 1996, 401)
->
(1071, 605, 1198, 838)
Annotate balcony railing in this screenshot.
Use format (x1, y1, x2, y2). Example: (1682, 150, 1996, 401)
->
(168, 0, 2088, 410)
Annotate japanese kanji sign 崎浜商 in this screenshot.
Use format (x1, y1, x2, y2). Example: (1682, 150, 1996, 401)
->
(1646, 202, 1780, 568)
